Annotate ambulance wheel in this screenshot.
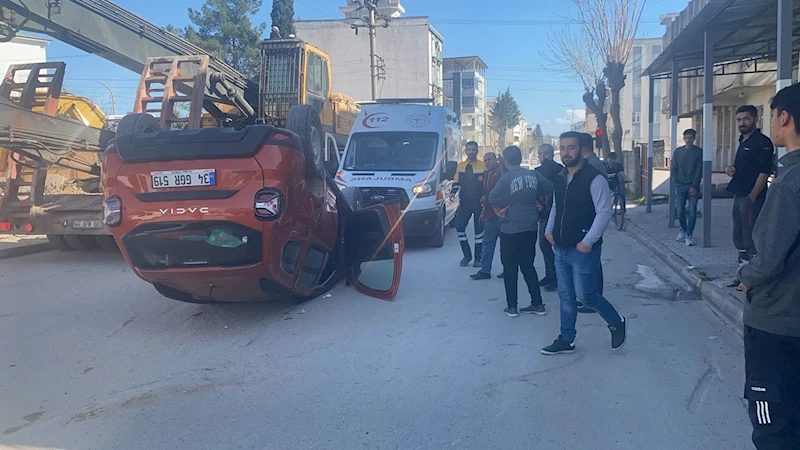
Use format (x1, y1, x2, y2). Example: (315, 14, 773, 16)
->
(427, 208, 446, 248)
(115, 113, 161, 138)
(287, 105, 324, 179)
(63, 235, 100, 251)
(95, 235, 119, 251)
(47, 234, 71, 251)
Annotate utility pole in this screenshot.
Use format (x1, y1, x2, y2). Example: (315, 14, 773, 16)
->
(350, 0, 390, 100)
(98, 81, 117, 115)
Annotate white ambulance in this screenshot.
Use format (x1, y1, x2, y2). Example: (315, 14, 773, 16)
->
(335, 99, 462, 247)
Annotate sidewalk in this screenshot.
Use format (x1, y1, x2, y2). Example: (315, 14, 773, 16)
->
(624, 198, 746, 335)
(0, 234, 52, 260)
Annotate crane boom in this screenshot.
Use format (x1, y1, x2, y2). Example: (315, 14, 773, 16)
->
(0, 0, 257, 113)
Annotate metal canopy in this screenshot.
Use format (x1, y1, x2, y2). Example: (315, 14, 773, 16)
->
(645, 0, 800, 77)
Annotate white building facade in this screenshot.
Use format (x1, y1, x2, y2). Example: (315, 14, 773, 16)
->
(294, 12, 444, 104)
(443, 56, 487, 147)
(0, 34, 49, 80)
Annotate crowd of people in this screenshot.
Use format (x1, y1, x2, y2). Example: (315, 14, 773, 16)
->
(451, 132, 627, 354)
(448, 82, 800, 448)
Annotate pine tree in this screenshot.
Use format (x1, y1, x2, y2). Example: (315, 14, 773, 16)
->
(490, 88, 522, 149)
(270, 0, 296, 38)
(168, 0, 266, 79)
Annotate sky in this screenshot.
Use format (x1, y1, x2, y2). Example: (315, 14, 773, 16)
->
(14, 0, 691, 136)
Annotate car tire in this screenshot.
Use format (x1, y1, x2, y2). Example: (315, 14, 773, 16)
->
(115, 113, 161, 138)
(95, 235, 119, 251)
(427, 209, 446, 248)
(47, 234, 71, 251)
(63, 235, 100, 251)
(341, 186, 363, 211)
(286, 105, 324, 179)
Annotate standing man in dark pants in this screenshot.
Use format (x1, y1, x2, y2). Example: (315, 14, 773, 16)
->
(488, 146, 553, 317)
(535, 144, 563, 292)
(471, 152, 502, 280)
(671, 129, 703, 247)
(541, 131, 627, 354)
(727, 106, 775, 288)
(453, 141, 485, 267)
(736, 83, 800, 449)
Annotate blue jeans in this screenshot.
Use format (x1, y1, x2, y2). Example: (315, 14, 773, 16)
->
(675, 184, 698, 236)
(554, 245, 623, 343)
(480, 217, 501, 274)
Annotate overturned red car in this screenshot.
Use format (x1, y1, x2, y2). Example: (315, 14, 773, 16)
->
(101, 110, 404, 303)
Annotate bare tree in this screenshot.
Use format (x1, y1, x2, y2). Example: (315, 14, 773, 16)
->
(570, 0, 646, 154)
(542, 26, 611, 156)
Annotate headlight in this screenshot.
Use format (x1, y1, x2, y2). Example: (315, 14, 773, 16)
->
(103, 196, 122, 227)
(412, 182, 435, 198)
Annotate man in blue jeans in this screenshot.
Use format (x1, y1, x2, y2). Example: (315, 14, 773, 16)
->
(471, 152, 502, 280)
(541, 131, 627, 354)
(671, 129, 703, 246)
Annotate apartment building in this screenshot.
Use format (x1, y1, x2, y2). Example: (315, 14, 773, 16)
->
(443, 56, 488, 147)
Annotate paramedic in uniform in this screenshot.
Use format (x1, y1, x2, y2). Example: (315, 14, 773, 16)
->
(453, 141, 485, 267)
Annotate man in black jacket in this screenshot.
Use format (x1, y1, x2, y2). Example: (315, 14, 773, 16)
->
(727, 105, 774, 288)
(535, 144, 563, 291)
(541, 131, 627, 355)
(737, 83, 800, 449)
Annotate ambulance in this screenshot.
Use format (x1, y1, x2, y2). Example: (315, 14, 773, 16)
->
(335, 99, 462, 247)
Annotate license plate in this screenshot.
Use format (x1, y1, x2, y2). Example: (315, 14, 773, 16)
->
(72, 220, 104, 229)
(151, 169, 216, 189)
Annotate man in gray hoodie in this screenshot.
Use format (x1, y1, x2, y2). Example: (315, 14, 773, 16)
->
(737, 83, 800, 448)
(489, 146, 553, 318)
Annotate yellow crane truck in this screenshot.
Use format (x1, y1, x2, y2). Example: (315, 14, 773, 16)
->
(0, 0, 359, 250)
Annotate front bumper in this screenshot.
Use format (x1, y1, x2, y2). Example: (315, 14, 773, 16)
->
(401, 207, 442, 237)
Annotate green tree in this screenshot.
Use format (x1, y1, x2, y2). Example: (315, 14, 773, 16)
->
(168, 0, 266, 79)
(270, 0, 296, 38)
(532, 124, 544, 150)
(490, 88, 522, 149)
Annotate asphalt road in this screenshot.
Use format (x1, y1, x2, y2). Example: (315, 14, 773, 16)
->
(1, 226, 753, 450)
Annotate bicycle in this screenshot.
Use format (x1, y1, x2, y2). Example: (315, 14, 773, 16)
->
(607, 174, 629, 231)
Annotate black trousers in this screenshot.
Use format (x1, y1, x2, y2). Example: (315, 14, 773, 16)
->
(455, 199, 484, 260)
(500, 230, 543, 308)
(733, 195, 765, 262)
(538, 219, 556, 283)
(744, 325, 800, 449)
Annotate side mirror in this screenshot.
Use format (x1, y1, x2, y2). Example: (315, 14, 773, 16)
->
(444, 161, 457, 181)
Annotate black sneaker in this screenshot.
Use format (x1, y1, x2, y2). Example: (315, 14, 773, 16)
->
(504, 307, 519, 317)
(539, 277, 552, 285)
(460, 256, 472, 267)
(543, 282, 558, 292)
(609, 316, 627, 350)
(520, 304, 546, 315)
(473, 259, 482, 268)
(470, 271, 491, 280)
(541, 337, 576, 355)
(497, 273, 504, 279)
(577, 302, 596, 313)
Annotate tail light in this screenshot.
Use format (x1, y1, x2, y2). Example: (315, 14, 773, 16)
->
(103, 196, 122, 227)
(0, 222, 10, 232)
(254, 189, 282, 220)
(24, 223, 34, 233)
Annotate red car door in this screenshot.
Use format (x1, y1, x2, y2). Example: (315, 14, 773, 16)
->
(342, 202, 405, 300)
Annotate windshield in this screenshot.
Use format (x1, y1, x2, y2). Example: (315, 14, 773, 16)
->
(343, 132, 439, 172)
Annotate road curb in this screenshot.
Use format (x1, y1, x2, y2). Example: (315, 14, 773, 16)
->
(625, 220, 744, 337)
(0, 242, 53, 260)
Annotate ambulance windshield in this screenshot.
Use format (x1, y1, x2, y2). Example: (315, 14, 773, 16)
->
(343, 132, 439, 172)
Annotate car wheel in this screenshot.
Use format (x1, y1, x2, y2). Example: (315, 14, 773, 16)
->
(47, 234, 71, 251)
(62, 235, 100, 251)
(286, 105, 324, 179)
(95, 235, 119, 251)
(115, 113, 161, 138)
(427, 209, 446, 248)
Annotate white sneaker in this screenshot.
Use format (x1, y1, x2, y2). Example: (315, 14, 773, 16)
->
(685, 236, 695, 246)
(676, 231, 686, 242)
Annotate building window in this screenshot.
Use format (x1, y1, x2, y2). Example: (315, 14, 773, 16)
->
(632, 112, 641, 124)
(462, 77, 475, 90)
(632, 46, 642, 78)
(634, 84, 641, 98)
(463, 96, 475, 108)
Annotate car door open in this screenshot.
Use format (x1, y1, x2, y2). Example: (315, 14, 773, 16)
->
(343, 202, 404, 300)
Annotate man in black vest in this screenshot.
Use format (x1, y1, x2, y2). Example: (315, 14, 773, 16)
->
(535, 144, 563, 291)
(541, 131, 627, 355)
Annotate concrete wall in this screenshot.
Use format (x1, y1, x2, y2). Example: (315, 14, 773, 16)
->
(294, 17, 443, 103)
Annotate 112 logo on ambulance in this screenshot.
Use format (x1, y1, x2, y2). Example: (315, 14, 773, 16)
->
(362, 112, 390, 128)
